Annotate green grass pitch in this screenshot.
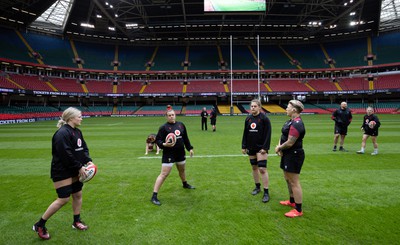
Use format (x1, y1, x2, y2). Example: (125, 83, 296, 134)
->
(0, 114, 399, 244)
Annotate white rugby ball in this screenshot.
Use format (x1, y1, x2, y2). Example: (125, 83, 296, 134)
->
(368, 121, 376, 129)
(79, 164, 97, 183)
(165, 133, 177, 146)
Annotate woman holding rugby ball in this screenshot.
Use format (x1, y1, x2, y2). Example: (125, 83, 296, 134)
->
(357, 107, 381, 155)
(151, 105, 195, 206)
(33, 107, 94, 240)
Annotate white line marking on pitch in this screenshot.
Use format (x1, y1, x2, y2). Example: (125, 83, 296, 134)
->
(138, 154, 278, 159)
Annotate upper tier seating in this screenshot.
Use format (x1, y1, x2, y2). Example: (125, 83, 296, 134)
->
(1, 26, 400, 71)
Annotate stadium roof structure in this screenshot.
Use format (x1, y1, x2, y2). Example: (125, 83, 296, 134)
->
(0, 0, 398, 45)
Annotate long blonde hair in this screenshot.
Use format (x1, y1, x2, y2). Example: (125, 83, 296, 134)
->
(57, 107, 81, 128)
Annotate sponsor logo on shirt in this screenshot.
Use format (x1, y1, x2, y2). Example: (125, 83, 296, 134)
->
(249, 122, 258, 132)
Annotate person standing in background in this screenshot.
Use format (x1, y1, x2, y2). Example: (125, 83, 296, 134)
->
(210, 106, 217, 132)
(332, 102, 352, 152)
(200, 107, 208, 131)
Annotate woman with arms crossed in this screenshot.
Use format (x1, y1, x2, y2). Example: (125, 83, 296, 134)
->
(242, 99, 272, 203)
(275, 100, 306, 218)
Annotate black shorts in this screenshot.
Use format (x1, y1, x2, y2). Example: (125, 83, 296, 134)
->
(162, 148, 186, 163)
(210, 118, 216, 125)
(364, 129, 379, 136)
(334, 124, 348, 135)
(246, 149, 261, 156)
(280, 149, 305, 174)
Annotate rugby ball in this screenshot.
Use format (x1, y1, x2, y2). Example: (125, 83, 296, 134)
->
(165, 133, 177, 145)
(79, 164, 97, 183)
(368, 121, 376, 129)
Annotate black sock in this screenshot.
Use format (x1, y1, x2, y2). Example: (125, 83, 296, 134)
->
(290, 197, 295, 203)
(263, 188, 269, 194)
(36, 218, 47, 227)
(255, 183, 261, 189)
(183, 181, 188, 186)
(152, 192, 158, 198)
(73, 214, 80, 223)
(295, 203, 302, 212)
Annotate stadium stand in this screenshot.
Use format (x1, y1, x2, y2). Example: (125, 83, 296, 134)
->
(21, 31, 73, 67)
(185, 80, 226, 93)
(117, 81, 143, 94)
(0, 27, 32, 63)
(263, 103, 287, 113)
(268, 79, 312, 92)
(185, 104, 214, 115)
(220, 45, 255, 70)
(232, 80, 268, 93)
(0, 74, 21, 89)
(188, 46, 221, 70)
(74, 40, 115, 70)
(301, 103, 332, 114)
(374, 74, 400, 89)
(339, 77, 370, 91)
(8, 74, 53, 91)
(372, 32, 400, 65)
(118, 45, 155, 71)
(142, 81, 183, 93)
(323, 38, 368, 67)
(307, 79, 339, 91)
(258, 45, 293, 69)
(85, 80, 114, 94)
(374, 102, 400, 114)
(50, 77, 85, 93)
(153, 46, 186, 70)
(135, 105, 182, 115)
(217, 104, 242, 114)
(283, 43, 328, 69)
(117, 105, 140, 115)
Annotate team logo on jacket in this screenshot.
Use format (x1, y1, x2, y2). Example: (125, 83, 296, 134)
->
(250, 123, 257, 129)
(175, 130, 181, 136)
(77, 138, 82, 147)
